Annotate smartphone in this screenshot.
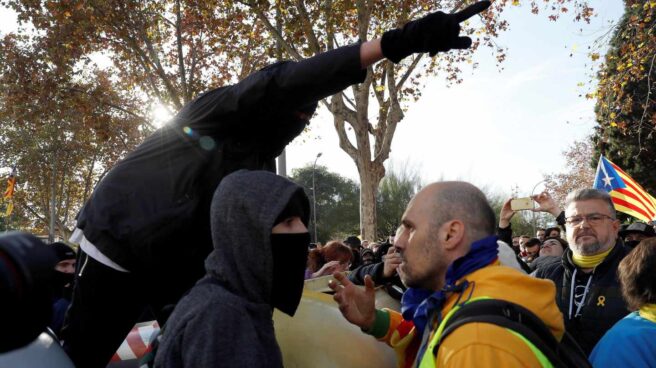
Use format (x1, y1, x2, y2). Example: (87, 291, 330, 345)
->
(511, 197, 534, 211)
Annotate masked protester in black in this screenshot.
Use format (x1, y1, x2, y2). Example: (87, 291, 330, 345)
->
(63, 2, 491, 366)
(154, 170, 310, 368)
(49, 242, 76, 336)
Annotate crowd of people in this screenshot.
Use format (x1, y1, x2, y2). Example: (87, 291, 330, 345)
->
(10, 0, 655, 366)
(330, 186, 656, 367)
(40, 181, 656, 367)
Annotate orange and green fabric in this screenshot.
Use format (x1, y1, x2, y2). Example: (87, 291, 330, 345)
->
(366, 264, 564, 368)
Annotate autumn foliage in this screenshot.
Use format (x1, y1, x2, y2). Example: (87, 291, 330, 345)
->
(0, 33, 148, 238)
(1, 0, 595, 239)
(592, 1, 656, 194)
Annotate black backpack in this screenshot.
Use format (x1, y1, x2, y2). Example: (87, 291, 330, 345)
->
(436, 299, 591, 368)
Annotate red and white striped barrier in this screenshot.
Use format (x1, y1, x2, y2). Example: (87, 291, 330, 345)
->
(111, 321, 160, 362)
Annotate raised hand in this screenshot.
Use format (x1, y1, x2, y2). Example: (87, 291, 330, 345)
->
(382, 246, 402, 278)
(328, 272, 377, 330)
(499, 198, 516, 228)
(531, 191, 562, 217)
(381, 1, 492, 63)
(313, 260, 344, 278)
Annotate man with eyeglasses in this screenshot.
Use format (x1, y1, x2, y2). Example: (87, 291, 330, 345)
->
(535, 188, 630, 356)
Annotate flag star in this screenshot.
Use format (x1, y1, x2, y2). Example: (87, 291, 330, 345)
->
(603, 175, 614, 187)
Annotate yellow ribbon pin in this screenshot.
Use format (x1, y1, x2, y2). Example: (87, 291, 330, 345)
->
(597, 296, 606, 307)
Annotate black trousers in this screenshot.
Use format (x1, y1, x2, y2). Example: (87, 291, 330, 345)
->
(61, 251, 194, 368)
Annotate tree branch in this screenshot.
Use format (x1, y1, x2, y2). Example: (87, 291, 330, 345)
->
(20, 202, 47, 227)
(331, 95, 359, 160)
(112, 29, 169, 106)
(322, 0, 334, 50)
(396, 54, 423, 91)
(82, 147, 99, 203)
(62, 87, 152, 129)
(374, 62, 404, 164)
(372, 65, 387, 106)
(241, 1, 303, 60)
(295, 0, 321, 53)
(138, 20, 184, 109)
(175, 0, 189, 102)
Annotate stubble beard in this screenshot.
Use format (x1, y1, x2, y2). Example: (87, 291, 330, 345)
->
(571, 235, 605, 256)
(404, 234, 445, 290)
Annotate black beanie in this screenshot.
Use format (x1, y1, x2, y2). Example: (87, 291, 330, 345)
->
(344, 236, 361, 249)
(274, 189, 310, 228)
(50, 242, 76, 261)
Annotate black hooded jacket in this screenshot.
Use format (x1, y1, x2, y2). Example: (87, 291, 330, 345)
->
(75, 44, 365, 281)
(534, 243, 630, 355)
(154, 170, 309, 368)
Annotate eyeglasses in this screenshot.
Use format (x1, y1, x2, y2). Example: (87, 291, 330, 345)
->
(565, 213, 615, 227)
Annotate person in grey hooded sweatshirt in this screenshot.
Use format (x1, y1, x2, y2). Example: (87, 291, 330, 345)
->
(154, 169, 310, 367)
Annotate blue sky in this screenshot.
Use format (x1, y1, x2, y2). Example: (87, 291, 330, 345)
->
(1, 2, 626, 197)
(285, 1, 625, 197)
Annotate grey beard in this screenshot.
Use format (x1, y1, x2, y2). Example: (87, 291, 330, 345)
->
(572, 241, 608, 256)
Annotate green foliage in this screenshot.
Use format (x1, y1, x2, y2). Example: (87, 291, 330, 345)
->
(289, 163, 566, 244)
(290, 165, 360, 243)
(290, 162, 423, 243)
(0, 214, 6, 232)
(376, 164, 422, 240)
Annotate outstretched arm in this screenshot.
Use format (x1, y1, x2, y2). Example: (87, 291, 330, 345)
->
(362, 1, 491, 67)
(360, 39, 383, 68)
(178, 1, 490, 134)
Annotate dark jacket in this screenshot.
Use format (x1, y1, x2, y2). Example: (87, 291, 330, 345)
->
(154, 170, 307, 368)
(529, 255, 560, 273)
(535, 242, 630, 355)
(348, 262, 406, 300)
(76, 44, 366, 282)
(497, 211, 567, 253)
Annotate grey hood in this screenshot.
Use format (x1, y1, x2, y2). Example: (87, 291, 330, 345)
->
(204, 170, 309, 304)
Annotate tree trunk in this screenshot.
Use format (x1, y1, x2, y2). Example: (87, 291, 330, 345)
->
(358, 159, 385, 241)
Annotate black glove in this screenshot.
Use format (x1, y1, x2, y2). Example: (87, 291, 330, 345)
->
(381, 1, 491, 63)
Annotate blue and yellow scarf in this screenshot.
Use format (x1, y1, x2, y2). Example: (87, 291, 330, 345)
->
(401, 235, 499, 334)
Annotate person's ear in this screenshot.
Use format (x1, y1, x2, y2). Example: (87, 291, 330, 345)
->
(611, 219, 620, 234)
(442, 220, 465, 250)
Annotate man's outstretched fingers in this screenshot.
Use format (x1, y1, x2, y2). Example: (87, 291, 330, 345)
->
(364, 275, 376, 291)
(453, 1, 491, 23)
(332, 271, 352, 286)
(450, 37, 473, 50)
(328, 278, 342, 292)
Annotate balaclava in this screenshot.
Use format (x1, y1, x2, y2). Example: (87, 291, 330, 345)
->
(270, 190, 310, 316)
(50, 242, 76, 293)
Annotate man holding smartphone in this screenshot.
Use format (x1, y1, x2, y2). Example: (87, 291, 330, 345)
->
(535, 189, 630, 354)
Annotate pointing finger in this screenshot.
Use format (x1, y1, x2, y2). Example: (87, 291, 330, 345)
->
(453, 1, 491, 23)
(450, 37, 472, 50)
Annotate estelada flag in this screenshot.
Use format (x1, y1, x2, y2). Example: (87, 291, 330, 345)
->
(3, 168, 16, 201)
(593, 155, 656, 222)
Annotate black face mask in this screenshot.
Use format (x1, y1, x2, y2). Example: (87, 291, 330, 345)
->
(270, 232, 310, 316)
(52, 270, 74, 295)
(625, 240, 641, 249)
